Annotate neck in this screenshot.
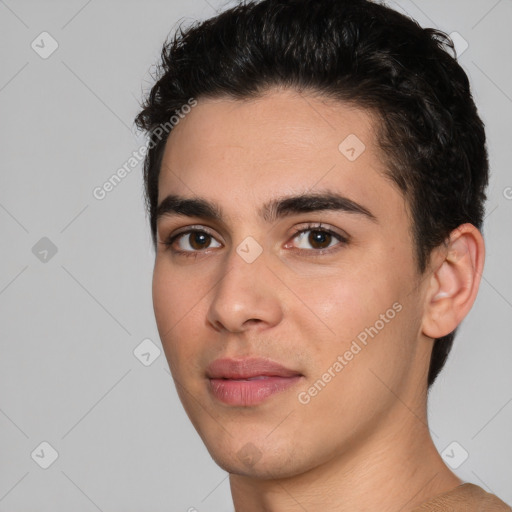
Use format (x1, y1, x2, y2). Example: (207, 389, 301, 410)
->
(229, 398, 462, 511)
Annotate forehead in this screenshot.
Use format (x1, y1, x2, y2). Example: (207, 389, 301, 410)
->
(158, 88, 404, 222)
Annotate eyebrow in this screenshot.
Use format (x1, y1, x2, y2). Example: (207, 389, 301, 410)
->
(155, 191, 377, 225)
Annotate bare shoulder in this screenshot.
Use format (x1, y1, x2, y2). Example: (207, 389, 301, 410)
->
(412, 483, 512, 512)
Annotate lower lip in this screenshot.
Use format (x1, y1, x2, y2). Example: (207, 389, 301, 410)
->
(208, 376, 303, 406)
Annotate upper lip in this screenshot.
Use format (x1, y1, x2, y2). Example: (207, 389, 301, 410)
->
(206, 357, 302, 379)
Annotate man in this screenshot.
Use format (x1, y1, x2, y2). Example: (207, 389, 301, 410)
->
(135, 0, 511, 510)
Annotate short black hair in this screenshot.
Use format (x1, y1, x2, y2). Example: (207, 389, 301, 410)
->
(135, 0, 489, 388)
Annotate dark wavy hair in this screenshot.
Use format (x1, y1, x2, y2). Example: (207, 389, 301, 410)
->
(135, 0, 489, 388)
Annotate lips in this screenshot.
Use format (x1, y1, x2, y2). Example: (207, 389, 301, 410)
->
(206, 357, 303, 406)
(206, 357, 302, 379)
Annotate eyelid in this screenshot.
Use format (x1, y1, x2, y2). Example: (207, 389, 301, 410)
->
(161, 224, 223, 249)
(289, 222, 349, 240)
(169, 224, 218, 238)
(284, 222, 349, 251)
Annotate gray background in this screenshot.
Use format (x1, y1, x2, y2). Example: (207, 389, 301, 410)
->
(0, 0, 511, 510)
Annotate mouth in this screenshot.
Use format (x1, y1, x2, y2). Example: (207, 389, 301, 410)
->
(206, 357, 303, 406)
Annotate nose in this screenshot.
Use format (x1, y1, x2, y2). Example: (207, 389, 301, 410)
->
(206, 245, 283, 333)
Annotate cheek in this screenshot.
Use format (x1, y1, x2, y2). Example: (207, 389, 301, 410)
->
(288, 268, 387, 343)
(152, 258, 212, 323)
(288, 260, 415, 377)
(152, 265, 179, 334)
(152, 261, 209, 362)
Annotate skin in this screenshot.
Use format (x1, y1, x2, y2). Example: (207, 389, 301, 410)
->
(152, 87, 485, 511)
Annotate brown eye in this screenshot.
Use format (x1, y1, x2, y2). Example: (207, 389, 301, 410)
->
(188, 232, 211, 250)
(307, 230, 333, 249)
(291, 226, 346, 251)
(166, 229, 222, 253)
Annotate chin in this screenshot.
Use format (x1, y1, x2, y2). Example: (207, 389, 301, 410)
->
(203, 436, 310, 480)
(214, 455, 304, 480)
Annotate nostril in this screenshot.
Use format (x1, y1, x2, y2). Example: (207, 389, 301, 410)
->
(243, 318, 262, 327)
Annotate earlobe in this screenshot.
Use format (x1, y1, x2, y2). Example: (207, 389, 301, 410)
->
(422, 223, 485, 339)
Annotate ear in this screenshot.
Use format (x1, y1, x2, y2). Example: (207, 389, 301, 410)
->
(422, 223, 485, 339)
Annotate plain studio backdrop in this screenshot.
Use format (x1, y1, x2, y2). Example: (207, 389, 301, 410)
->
(0, 0, 511, 510)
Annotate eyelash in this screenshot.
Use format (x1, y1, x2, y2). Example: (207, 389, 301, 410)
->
(161, 223, 349, 258)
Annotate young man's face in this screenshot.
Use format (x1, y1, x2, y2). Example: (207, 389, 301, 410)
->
(152, 88, 433, 479)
